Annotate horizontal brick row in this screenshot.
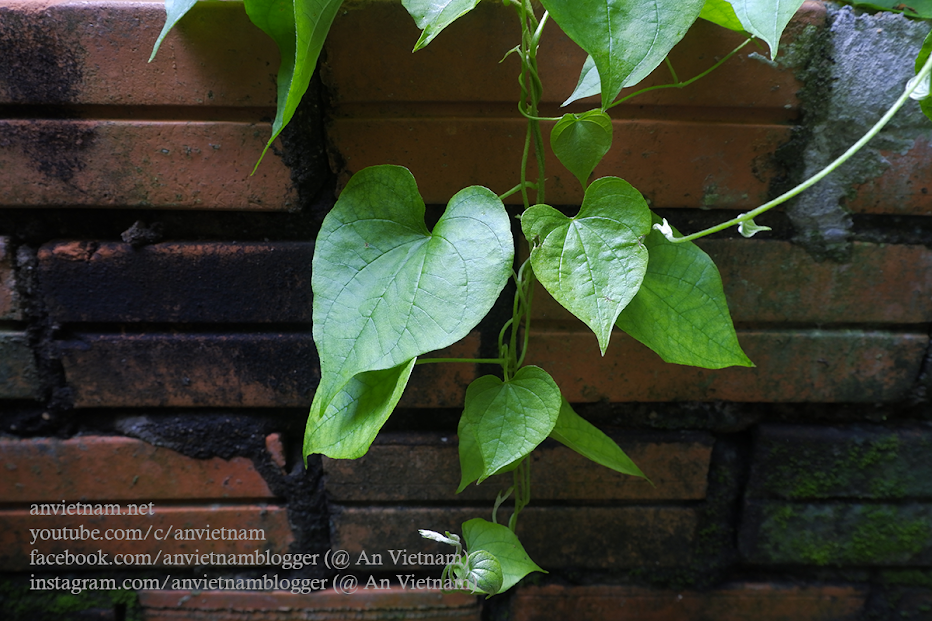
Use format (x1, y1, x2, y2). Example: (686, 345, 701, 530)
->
(849, 136, 932, 215)
(332, 505, 698, 570)
(0, 120, 296, 210)
(58, 332, 478, 408)
(0, 0, 277, 107)
(323, 432, 713, 503)
(532, 241, 932, 325)
(747, 424, 932, 500)
(0, 236, 20, 320)
(0, 436, 274, 502)
(139, 589, 480, 621)
(511, 584, 866, 621)
(528, 329, 926, 403)
(0, 330, 39, 399)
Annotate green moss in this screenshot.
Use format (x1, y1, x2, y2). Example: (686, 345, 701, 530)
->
(0, 580, 141, 621)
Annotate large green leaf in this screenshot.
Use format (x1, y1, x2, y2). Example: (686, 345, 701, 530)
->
(459, 367, 561, 482)
(916, 29, 932, 124)
(726, 0, 805, 59)
(550, 111, 614, 187)
(540, 0, 705, 108)
(244, 0, 342, 168)
(521, 177, 651, 355)
(699, 0, 744, 31)
(550, 399, 646, 478)
(563, 55, 602, 106)
(304, 360, 416, 459)
(616, 215, 752, 368)
(462, 518, 546, 593)
(149, 0, 199, 61)
(309, 165, 512, 430)
(402, 0, 482, 51)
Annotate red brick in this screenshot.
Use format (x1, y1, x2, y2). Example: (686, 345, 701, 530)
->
(39, 242, 314, 323)
(323, 432, 712, 503)
(0, 120, 295, 210)
(531, 241, 932, 325)
(525, 330, 927, 402)
(332, 506, 697, 569)
(0, 504, 293, 571)
(398, 332, 480, 408)
(0, 237, 20, 320)
(329, 118, 791, 207)
(139, 589, 480, 621)
(848, 136, 932, 215)
(0, 330, 39, 399)
(0, 436, 274, 502)
(0, 1, 277, 107)
(511, 583, 866, 621)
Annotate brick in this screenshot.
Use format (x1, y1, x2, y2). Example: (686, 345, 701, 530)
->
(847, 130, 932, 216)
(0, 505, 292, 571)
(0, 1, 277, 107)
(511, 584, 866, 621)
(532, 241, 932, 325)
(332, 506, 697, 569)
(0, 120, 296, 210)
(747, 424, 932, 500)
(0, 330, 39, 399)
(525, 330, 927, 402)
(324, 432, 713, 503)
(329, 118, 791, 207)
(39, 242, 314, 323)
(0, 237, 20, 320)
(0, 436, 274, 502)
(740, 501, 932, 566)
(139, 589, 480, 621)
(59, 332, 477, 408)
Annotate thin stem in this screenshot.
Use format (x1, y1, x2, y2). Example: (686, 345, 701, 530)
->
(662, 50, 932, 244)
(664, 56, 679, 83)
(499, 182, 537, 200)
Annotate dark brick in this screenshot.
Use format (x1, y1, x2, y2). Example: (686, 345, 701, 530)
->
(0, 237, 20, 320)
(0, 330, 39, 399)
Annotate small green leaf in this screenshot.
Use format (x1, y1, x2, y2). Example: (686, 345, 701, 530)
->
(460, 367, 561, 481)
(521, 177, 651, 354)
(456, 408, 522, 493)
(402, 0, 482, 51)
(916, 29, 932, 123)
(616, 215, 753, 369)
(463, 518, 546, 593)
(562, 55, 601, 106)
(699, 0, 744, 31)
(550, 398, 646, 478)
(550, 111, 613, 187)
(726, 0, 805, 59)
(540, 0, 705, 107)
(464, 550, 504, 595)
(244, 0, 342, 169)
(150, 0, 199, 62)
(738, 217, 772, 238)
(304, 360, 416, 459)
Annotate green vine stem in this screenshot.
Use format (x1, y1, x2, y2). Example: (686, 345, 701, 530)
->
(657, 49, 932, 244)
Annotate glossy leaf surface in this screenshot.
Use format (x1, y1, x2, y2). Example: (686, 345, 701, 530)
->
(550, 399, 646, 478)
(550, 111, 614, 187)
(699, 0, 744, 31)
(402, 0, 482, 51)
(463, 550, 504, 595)
(463, 518, 545, 593)
(563, 55, 602, 106)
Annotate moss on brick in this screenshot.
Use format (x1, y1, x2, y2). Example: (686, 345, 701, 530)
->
(0, 579, 141, 621)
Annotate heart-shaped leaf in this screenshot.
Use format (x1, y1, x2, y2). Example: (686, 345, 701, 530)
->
(150, 0, 199, 61)
(402, 0, 482, 51)
(457, 409, 521, 493)
(304, 360, 416, 459)
(463, 518, 546, 593)
(541, 0, 705, 107)
(551, 111, 613, 187)
(550, 398, 646, 478)
(616, 215, 752, 369)
(699, 0, 744, 32)
(521, 177, 651, 354)
(463, 550, 504, 595)
(459, 366, 561, 482)
(563, 55, 602, 106)
(726, 0, 805, 59)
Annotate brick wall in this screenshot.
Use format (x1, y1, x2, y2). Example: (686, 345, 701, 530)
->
(1, 1, 931, 619)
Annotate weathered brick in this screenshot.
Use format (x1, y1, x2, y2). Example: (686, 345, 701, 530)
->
(531, 242, 932, 325)
(0, 436, 274, 502)
(332, 506, 697, 569)
(847, 131, 932, 216)
(747, 425, 932, 500)
(0, 505, 293, 571)
(0, 120, 296, 210)
(329, 118, 791, 207)
(39, 242, 314, 323)
(0, 330, 39, 399)
(511, 583, 866, 621)
(525, 330, 927, 402)
(0, 237, 20, 320)
(0, 1, 277, 107)
(139, 589, 480, 621)
(324, 432, 713, 503)
(398, 333, 480, 408)
(740, 501, 932, 566)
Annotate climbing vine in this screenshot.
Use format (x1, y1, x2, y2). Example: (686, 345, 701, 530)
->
(152, 0, 932, 595)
